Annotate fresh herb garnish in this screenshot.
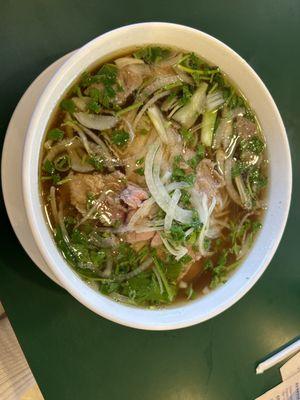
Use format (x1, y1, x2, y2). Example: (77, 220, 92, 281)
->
(47, 128, 64, 141)
(111, 129, 130, 147)
(60, 99, 76, 113)
(134, 46, 171, 64)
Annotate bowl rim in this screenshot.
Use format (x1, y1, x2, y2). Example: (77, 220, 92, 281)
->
(22, 22, 292, 330)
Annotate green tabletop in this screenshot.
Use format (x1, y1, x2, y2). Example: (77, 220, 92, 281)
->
(0, 1, 299, 399)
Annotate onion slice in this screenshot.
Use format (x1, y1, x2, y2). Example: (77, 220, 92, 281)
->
(74, 112, 118, 130)
(164, 189, 181, 231)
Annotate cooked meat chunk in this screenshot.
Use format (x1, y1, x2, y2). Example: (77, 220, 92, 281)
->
(68, 171, 126, 214)
(120, 184, 148, 209)
(151, 232, 162, 247)
(125, 231, 155, 243)
(235, 116, 257, 139)
(195, 159, 224, 200)
(116, 64, 150, 105)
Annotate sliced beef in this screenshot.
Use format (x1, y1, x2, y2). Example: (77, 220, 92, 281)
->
(120, 184, 148, 209)
(195, 159, 224, 200)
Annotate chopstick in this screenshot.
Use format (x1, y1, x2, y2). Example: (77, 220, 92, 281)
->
(256, 339, 300, 374)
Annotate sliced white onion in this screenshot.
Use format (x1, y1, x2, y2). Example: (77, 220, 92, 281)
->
(144, 142, 193, 224)
(190, 190, 216, 256)
(122, 117, 135, 143)
(114, 57, 145, 68)
(173, 83, 207, 128)
(147, 105, 170, 144)
(164, 189, 181, 231)
(224, 157, 242, 207)
(74, 112, 118, 130)
(139, 75, 180, 101)
(160, 235, 188, 260)
(72, 97, 91, 111)
(133, 90, 170, 129)
(128, 181, 189, 227)
(206, 91, 225, 111)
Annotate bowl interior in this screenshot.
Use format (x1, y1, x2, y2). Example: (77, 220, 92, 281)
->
(23, 22, 291, 330)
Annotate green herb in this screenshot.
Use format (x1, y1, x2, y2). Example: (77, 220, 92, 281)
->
(231, 161, 249, 178)
(87, 100, 101, 114)
(249, 168, 268, 190)
(42, 159, 61, 184)
(169, 224, 185, 243)
(97, 64, 118, 85)
(241, 136, 265, 155)
(111, 130, 130, 147)
(134, 167, 144, 176)
(43, 159, 55, 175)
(204, 259, 213, 271)
(187, 144, 205, 169)
(60, 99, 76, 113)
(181, 190, 191, 207)
(178, 85, 192, 106)
(171, 162, 196, 186)
(210, 250, 228, 288)
(134, 46, 171, 64)
(136, 157, 144, 166)
(186, 284, 196, 300)
(180, 128, 193, 145)
(88, 155, 105, 171)
(152, 255, 176, 302)
(54, 154, 71, 172)
(116, 102, 143, 116)
(47, 128, 64, 141)
(86, 193, 96, 210)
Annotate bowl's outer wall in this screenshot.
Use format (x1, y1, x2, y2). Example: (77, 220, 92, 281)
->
(22, 23, 291, 330)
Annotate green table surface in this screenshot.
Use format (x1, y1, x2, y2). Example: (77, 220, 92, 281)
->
(0, 1, 299, 399)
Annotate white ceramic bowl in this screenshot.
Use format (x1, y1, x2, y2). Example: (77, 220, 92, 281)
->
(23, 22, 292, 330)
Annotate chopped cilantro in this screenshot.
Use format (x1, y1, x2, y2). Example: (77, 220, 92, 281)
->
(134, 167, 144, 176)
(53, 154, 71, 172)
(178, 85, 192, 106)
(111, 130, 130, 147)
(134, 46, 171, 64)
(241, 136, 265, 155)
(60, 99, 76, 113)
(169, 224, 185, 243)
(47, 128, 64, 141)
(231, 161, 249, 178)
(249, 168, 268, 190)
(88, 154, 105, 171)
(87, 100, 101, 114)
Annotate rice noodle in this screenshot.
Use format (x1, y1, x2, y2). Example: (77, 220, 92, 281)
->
(224, 157, 242, 207)
(49, 186, 58, 225)
(133, 90, 170, 129)
(164, 189, 181, 231)
(116, 258, 153, 282)
(122, 117, 135, 143)
(58, 202, 70, 244)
